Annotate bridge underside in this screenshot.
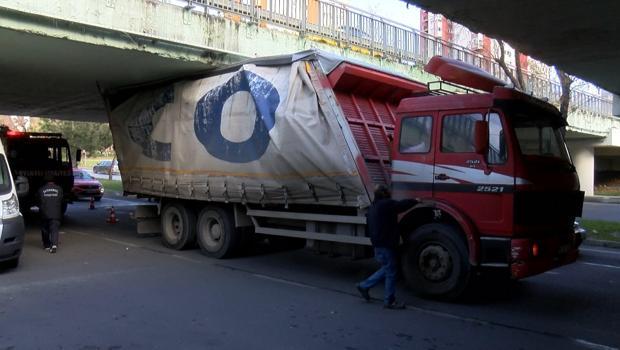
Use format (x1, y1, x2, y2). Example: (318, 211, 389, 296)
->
(403, 0, 620, 96)
(0, 27, 222, 122)
(0, 1, 246, 122)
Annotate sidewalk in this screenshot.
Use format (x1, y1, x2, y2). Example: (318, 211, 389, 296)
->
(585, 195, 620, 204)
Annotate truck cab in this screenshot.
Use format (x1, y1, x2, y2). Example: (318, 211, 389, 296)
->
(0, 127, 75, 214)
(391, 57, 583, 298)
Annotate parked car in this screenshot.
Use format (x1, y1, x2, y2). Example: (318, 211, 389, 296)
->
(72, 168, 104, 201)
(92, 160, 119, 175)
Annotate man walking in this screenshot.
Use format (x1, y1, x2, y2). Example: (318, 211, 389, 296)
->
(39, 175, 63, 253)
(356, 185, 418, 309)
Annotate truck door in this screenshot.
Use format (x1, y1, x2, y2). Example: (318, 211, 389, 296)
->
(391, 114, 435, 200)
(433, 111, 514, 235)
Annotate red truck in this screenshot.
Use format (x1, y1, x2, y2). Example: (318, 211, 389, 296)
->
(108, 51, 583, 299)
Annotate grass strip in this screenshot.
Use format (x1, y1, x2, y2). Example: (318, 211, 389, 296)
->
(580, 219, 620, 243)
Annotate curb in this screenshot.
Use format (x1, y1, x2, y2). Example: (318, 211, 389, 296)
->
(582, 239, 620, 249)
(584, 196, 620, 204)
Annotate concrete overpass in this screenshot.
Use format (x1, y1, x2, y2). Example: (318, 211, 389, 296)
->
(0, 0, 618, 194)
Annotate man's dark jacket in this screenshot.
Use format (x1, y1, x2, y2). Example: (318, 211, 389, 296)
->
(38, 183, 63, 220)
(367, 198, 418, 249)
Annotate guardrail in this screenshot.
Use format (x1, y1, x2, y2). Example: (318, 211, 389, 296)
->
(185, 0, 612, 117)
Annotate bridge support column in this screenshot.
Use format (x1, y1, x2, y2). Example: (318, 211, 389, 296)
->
(568, 140, 596, 196)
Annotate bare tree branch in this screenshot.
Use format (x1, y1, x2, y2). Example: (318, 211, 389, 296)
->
(493, 40, 523, 90)
(514, 51, 526, 90)
(555, 67, 574, 120)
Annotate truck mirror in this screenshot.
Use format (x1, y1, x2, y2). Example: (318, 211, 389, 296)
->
(75, 149, 82, 163)
(474, 121, 489, 155)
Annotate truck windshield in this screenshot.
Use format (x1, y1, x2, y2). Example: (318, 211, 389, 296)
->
(513, 116, 570, 162)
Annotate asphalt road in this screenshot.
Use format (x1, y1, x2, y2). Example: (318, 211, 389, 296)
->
(582, 202, 620, 222)
(1, 198, 619, 350)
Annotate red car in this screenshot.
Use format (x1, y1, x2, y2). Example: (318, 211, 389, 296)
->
(72, 168, 104, 201)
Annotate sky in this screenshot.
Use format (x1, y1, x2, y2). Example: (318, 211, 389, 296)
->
(339, 0, 421, 30)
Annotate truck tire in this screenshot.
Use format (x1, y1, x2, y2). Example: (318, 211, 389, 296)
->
(401, 223, 471, 300)
(196, 206, 240, 259)
(161, 202, 196, 250)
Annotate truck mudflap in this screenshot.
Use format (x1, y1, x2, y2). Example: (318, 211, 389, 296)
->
(510, 235, 580, 279)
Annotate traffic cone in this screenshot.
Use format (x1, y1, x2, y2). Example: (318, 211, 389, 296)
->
(89, 197, 95, 210)
(106, 206, 118, 224)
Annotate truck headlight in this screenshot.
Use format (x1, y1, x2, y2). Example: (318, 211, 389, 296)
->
(2, 194, 20, 219)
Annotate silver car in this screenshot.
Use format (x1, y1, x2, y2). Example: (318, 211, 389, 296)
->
(93, 160, 119, 175)
(0, 141, 25, 269)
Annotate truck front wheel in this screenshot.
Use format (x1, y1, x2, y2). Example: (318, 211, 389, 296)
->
(196, 206, 240, 259)
(161, 202, 196, 250)
(401, 223, 471, 300)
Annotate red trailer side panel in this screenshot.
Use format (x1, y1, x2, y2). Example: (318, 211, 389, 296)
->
(328, 63, 427, 187)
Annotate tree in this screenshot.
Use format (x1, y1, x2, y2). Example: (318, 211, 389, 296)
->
(493, 40, 526, 91)
(555, 68, 574, 121)
(34, 119, 113, 155)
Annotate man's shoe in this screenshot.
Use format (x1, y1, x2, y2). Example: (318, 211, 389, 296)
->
(383, 300, 406, 309)
(50, 245, 57, 254)
(356, 284, 371, 302)
(44, 246, 50, 252)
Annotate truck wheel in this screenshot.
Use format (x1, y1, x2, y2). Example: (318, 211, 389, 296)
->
(196, 206, 240, 259)
(161, 202, 196, 250)
(401, 223, 471, 300)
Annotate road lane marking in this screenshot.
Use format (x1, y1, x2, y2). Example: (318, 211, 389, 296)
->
(171, 254, 203, 264)
(581, 248, 620, 256)
(0, 268, 148, 294)
(69, 230, 142, 248)
(544, 271, 560, 275)
(252, 273, 317, 290)
(575, 339, 619, 350)
(580, 262, 620, 270)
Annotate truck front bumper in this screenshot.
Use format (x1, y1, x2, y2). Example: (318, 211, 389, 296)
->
(0, 215, 25, 262)
(510, 230, 581, 279)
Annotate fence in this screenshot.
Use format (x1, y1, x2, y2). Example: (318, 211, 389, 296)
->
(183, 0, 612, 116)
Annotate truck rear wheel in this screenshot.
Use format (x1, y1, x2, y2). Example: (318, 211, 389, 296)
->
(196, 206, 240, 259)
(401, 223, 471, 300)
(161, 202, 196, 250)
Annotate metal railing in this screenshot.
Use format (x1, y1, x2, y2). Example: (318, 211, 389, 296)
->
(183, 0, 613, 117)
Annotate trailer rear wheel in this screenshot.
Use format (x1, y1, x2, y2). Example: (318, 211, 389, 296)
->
(401, 223, 471, 300)
(196, 207, 240, 259)
(161, 202, 196, 250)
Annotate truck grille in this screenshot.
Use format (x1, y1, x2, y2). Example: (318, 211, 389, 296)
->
(514, 191, 584, 225)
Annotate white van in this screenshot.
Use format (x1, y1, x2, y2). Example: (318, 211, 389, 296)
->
(0, 140, 24, 269)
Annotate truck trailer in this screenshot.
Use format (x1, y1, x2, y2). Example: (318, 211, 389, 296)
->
(105, 51, 584, 299)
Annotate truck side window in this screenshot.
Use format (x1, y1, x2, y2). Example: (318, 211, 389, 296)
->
(487, 112, 507, 164)
(441, 113, 483, 153)
(399, 116, 432, 153)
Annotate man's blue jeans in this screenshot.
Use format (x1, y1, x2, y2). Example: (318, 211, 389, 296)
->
(359, 247, 397, 305)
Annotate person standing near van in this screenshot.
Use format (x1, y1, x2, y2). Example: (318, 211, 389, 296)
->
(356, 185, 418, 309)
(39, 175, 63, 253)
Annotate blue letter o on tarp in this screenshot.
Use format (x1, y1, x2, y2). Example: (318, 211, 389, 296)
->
(194, 70, 279, 163)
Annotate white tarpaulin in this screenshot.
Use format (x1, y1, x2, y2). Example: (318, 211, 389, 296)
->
(109, 60, 370, 207)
